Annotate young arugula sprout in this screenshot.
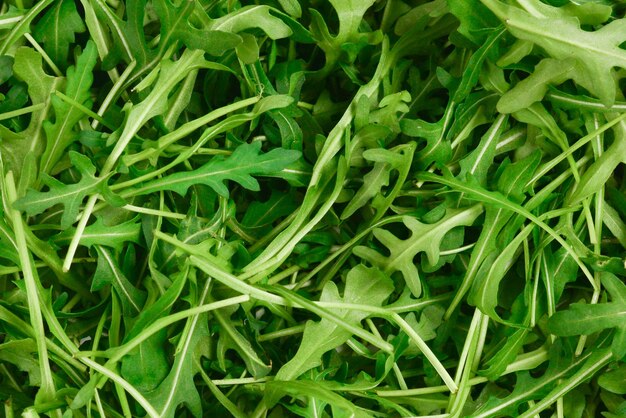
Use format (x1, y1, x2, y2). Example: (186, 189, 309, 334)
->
(0, 0, 625, 417)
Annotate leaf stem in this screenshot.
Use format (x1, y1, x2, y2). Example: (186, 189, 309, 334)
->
(518, 350, 612, 418)
(23, 33, 62, 76)
(92, 60, 137, 129)
(0, 103, 45, 121)
(79, 358, 159, 418)
(392, 312, 458, 393)
(63, 193, 98, 271)
(4, 172, 56, 401)
(53, 90, 114, 130)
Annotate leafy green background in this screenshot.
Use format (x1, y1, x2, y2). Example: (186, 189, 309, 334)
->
(1, 0, 626, 417)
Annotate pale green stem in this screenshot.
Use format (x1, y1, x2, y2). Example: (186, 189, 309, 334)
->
(53, 90, 112, 129)
(0, 103, 45, 121)
(527, 113, 626, 187)
(106, 295, 250, 363)
(23, 32, 62, 76)
(63, 193, 97, 271)
(92, 60, 137, 129)
(392, 312, 458, 393)
(122, 204, 186, 219)
(4, 172, 56, 401)
(518, 350, 612, 418)
(79, 358, 159, 418)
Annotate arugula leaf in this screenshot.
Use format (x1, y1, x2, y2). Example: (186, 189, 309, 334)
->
(473, 346, 612, 418)
(4, 1, 626, 416)
(0, 339, 41, 386)
(52, 216, 141, 252)
(40, 40, 98, 176)
(144, 294, 210, 418)
(0, 47, 60, 179)
(14, 152, 118, 228)
(32, 0, 85, 70)
(341, 143, 414, 220)
(214, 302, 271, 378)
(354, 205, 483, 297)
(130, 141, 300, 197)
(482, 0, 626, 107)
(548, 273, 626, 359)
(275, 265, 394, 381)
(92, 246, 146, 317)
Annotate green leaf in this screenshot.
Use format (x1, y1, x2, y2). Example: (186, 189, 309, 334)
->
(369, 91, 411, 134)
(40, 40, 98, 176)
(479, 328, 529, 380)
(32, 0, 85, 70)
(14, 152, 113, 228)
(0, 339, 40, 386)
(0, 47, 60, 179)
(569, 135, 626, 205)
(341, 144, 414, 220)
(448, 0, 500, 44)
(52, 216, 141, 252)
(401, 305, 444, 356)
(454, 27, 505, 103)
(144, 309, 210, 418)
(473, 346, 610, 418)
(208, 5, 292, 40)
(328, 0, 376, 43)
(266, 380, 372, 418)
(241, 190, 298, 234)
(120, 326, 169, 392)
(275, 265, 394, 381)
(92, 0, 241, 75)
(0, 0, 55, 56)
(132, 141, 300, 197)
(401, 112, 453, 169)
(119, 270, 188, 392)
(482, 0, 626, 107)
(214, 303, 271, 378)
(469, 223, 533, 323)
(277, 0, 302, 18)
(354, 205, 483, 297)
(548, 275, 626, 336)
(598, 365, 626, 395)
(153, 0, 243, 55)
(457, 114, 508, 186)
(92, 246, 146, 317)
(498, 58, 577, 114)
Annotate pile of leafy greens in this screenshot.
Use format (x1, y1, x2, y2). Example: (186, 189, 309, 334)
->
(1, 0, 626, 416)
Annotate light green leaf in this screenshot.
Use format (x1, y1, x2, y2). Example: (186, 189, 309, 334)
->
(209, 6, 292, 40)
(598, 365, 626, 395)
(53, 216, 141, 252)
(328, 0, 376, 43)
(40, 40, 98, 176)
(482, 0, 626, 107)
(0, 47, 60, 179)
(498, 59, 576, 114)
(32, 0, 86, 70)
(92, 246, 146, 317)
(144, 311, 209, 418)
(120, 270, 188, 392)
(458, 113, 508, 186)
(341, 144, 414, 219)
(132, 141, 300, 197)
(0, 339, 40, 386)
(275, 265, 394, 381)
(215, 303, 271, 378)
(548, 272, 626, 336)
(14, 152, 112, 228)
(354, 205, 483, 297)
(469, 223, 533, 323)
